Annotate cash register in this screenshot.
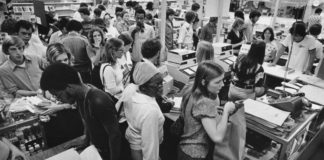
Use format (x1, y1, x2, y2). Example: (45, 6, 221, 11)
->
(166, 49, 198, 84)
(212, 43, 233, 57)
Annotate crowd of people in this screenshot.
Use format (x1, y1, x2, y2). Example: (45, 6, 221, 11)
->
(0, 0, 324, 160)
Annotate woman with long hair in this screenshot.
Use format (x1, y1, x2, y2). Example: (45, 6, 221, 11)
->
(261, 27, 277, 62)
(229, 40, 266, 101)
(178, 61, 236, 160)
(226, 18, 245, 55)
(196, 41, 214, 64)
(46, 43, 73, 65)
(100, 38, 125, 99)
(87, 27, 106, 66)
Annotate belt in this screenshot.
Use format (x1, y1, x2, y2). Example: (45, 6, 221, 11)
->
(232, 81, 255, 89)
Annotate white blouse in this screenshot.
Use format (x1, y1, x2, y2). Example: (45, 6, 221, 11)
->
(100, 62, 124, 99)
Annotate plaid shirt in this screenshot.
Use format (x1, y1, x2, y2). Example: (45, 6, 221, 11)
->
(308, 14, 322, 29)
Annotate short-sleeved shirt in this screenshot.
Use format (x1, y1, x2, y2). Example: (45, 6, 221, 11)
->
(308, 14, 322, 29)
(227, 29, 244, 49)
(129, 23, 155, 62)
(61, 32, 92, 72)
(264, 41, 278, 61)
(180, 95, 220, 158)
(0, 55, 47, 95)
(281, 34, 316, 72)
(177, 21, 194, 46)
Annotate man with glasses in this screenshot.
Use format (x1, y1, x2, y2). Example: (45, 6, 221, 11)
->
(129, 8, 155, 62)
(0, 36, 47, 97)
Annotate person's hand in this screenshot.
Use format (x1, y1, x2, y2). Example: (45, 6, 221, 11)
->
(223, 102, 236, 115)
(303, 70, 312, 75)
(268, 62, 276, 67)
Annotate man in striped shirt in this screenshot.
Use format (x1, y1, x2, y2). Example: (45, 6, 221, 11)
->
(307, 8, 322, 30)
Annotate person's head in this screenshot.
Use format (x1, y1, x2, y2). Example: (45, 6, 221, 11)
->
(92, 18, 107, 31)
(0, 137, 28, 160)
(166, 8, 175, 21)
(80, 3, 88, 8)
(135, 8, 146, 23)
(191, 3, 200, 12)
(234, 10, 244, 20)
(315, 8, 322, 14)
(78, 7, 90, 20)
(192, 61, 225, 99)
(289, 21, 307, 42)
(66, 20, 83, 33)
(142, 38, 161, 66)
(145, 13, 153, 24)
(309, 24, 322, 37)
(103, 38, 124, 65)
(94, 8, 102, 18)
(232, 18, 244, 30)
(1, 18, 17, 35)
(88, 27, 105, 47)
(123, 12, 130, 21)
(132, 1, 140, 9)
(118, 32, 133, 53)
(209, 17, 217, 25)
(185, 11, 196, 24)
(40, 63, 82, 104)
(98, 4, 106, 11)
(261, 27, 275, 41)
(116, 11, 125, 20)
(118, 0, 124, 5)
(246, 40, 266, 65)
(2, 36, 25, 64)
(115, 7, 124, 16)
(14, 20, 34, 44)
(249, 10, 261, 23)
(55, 17, 70, 34)
(196, 41, 214, 64)
(46, 43, 73, 65)
(126, 1, 132, 9)
(103, 13, 112, 27)
(146, 2, 154, 11)
(133, 62, 163, 97)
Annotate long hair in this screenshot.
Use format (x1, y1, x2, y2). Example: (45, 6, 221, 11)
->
(102, 38, 124, 65)
(261, 27, 275, 41)
(196, 41, 214, 64)
(46, 43, 73, 65)
(88, 27, 105, 47)
(191, 61, 224, 102)
(235, 41, 266, 78)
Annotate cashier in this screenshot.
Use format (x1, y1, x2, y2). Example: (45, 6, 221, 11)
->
(270, 21, 316, 75)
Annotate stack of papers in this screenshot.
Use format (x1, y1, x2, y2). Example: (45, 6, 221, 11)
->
(244, 99, 290, 126)
(170, 97, 182, 113)
(46, 145, 102, 160)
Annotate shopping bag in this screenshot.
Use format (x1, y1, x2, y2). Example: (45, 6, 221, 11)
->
(213, 107, 246, 160)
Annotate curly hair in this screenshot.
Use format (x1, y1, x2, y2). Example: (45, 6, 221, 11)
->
(88, 27, 105, 47)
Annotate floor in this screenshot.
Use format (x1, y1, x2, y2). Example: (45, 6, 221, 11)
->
(310, 143, 324, 160)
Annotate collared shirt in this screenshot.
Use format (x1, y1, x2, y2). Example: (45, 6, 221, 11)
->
(124, 92, 164, 160)
(243, 20, 255, 42)
(0, 55, 47, 95)
(24, 41, 47, 59)
(61, 32, 92, 72)
(199, 22, 217, 43)
(165, 20, 174, 50)
(281, 34, 316, 72)
(129, 23, 155, 62)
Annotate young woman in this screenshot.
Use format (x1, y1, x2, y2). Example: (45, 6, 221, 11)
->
(262, 27, 277, 62)
(116, 11, 130, 33)
(229, 40, 266, 101)
(177, 11, 196, 49)
(226, 18, 245, 55)
(87, 27, 105, 67)
(104, 13, 120, 39)
(118, 32, 133, 85)
(196, 41, 214, 64)
(116, 61, 165, 160)
(46, 43, 73, 65)
(178, 61, 236, 160)
(100, 38, 125, 99)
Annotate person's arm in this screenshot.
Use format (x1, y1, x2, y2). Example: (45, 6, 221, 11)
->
(37, 56, 49, 70)
(305, 48, 316, 75)
(254, 67, 265, 97)
(16, 90, 38, 97)
(94, 95, 121, 160)
(270, 43, 286, 66)
(149, 26, 155, 39)
(201, 102, 235, 143)
(103, 66, 123, 95)
(141, 110, 161, 160)
(86, 46, 101, 66)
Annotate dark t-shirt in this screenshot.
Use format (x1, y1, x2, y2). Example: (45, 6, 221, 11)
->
(227, 29, 243, 50)
(78, 88, 121, 160)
